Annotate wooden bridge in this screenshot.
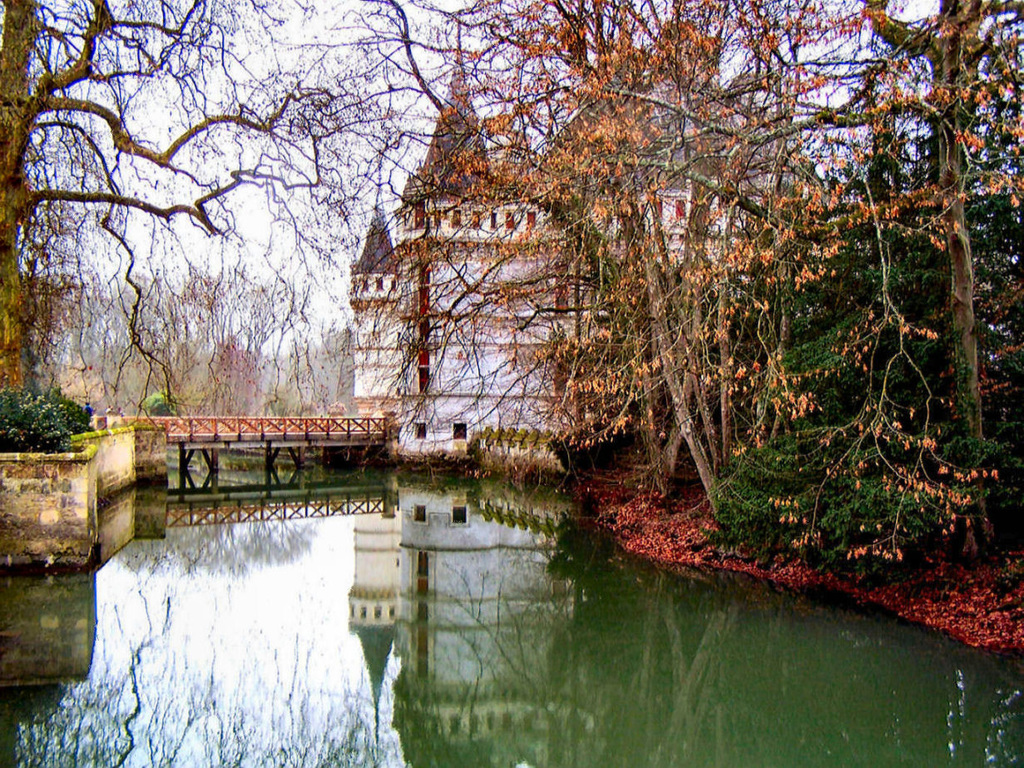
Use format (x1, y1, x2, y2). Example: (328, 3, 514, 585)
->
(164, 479, 394, 528)
(153, 416, 394, 486)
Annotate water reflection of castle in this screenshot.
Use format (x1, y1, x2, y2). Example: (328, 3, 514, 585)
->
(349, 479, 576, 765)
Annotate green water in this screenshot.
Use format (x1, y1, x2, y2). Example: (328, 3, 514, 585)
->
(0, 467, 1021, 767)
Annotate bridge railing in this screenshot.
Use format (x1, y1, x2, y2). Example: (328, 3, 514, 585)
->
(151, 416, 392, 444)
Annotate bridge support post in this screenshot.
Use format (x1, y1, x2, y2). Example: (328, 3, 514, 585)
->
(265, 445, 281, 485)
(179, 445, 197, 490)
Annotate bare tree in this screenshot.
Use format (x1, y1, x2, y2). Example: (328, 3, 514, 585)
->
(0, 0, 377, 387)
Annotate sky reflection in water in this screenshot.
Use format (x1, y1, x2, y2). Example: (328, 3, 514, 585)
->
(0, 471, 1021, 767)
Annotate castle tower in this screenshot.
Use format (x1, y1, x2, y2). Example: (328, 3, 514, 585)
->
(350, 208, 402, 418)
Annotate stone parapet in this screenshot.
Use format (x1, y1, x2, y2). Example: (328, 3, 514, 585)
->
(1, 425, 168, 571)
(0, 444, 99, 569)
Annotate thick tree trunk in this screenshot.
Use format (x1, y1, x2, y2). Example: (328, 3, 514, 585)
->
(0, 0, 37, 387)
(0, 208, 23, 387)
(643, 256, 717, 500)
(935, 0, 990, 553)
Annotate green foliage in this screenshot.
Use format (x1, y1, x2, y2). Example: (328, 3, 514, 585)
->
(49, 388, 92, 434)
(713, 434, 970, 575)
(715, 146, 984, 572)
(0, 388, 88, 453)
(141, 390, 177, 417)
(972, 190, 1024, 535)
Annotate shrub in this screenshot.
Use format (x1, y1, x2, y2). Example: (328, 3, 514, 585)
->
(49, 388, 92, 434)
(0, 388, 89, 453)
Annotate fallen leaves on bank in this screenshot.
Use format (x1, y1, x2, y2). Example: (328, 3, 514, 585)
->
(576, 479, 1024, 654)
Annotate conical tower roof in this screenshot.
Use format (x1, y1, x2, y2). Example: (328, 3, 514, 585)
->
(353, 208, 396, 274)
(354, 624, 395, 710)
(403, 68, 487, 201)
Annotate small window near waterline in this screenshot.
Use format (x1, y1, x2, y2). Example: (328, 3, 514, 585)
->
(452, 506, 467, 525)
(453, 422, 468, 440)
(414, 504, 426, 522)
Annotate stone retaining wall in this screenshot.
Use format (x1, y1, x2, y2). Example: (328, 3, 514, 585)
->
(132, 424, 168, 481)
(1, 426, 168, 570)
(71, 428, 135, 498)
(0, 444, 99, 569)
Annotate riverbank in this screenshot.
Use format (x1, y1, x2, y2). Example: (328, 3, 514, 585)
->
(576, 476, 1024, 654)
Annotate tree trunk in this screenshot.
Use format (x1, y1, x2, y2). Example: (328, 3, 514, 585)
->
(935, 0, 990, 552)
(0, 0, 37, 387)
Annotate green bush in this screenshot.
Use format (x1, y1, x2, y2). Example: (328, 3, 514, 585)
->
(0, 388, 90, 453)
(141, 390, 177, 416)
(49, 388, 92, 434)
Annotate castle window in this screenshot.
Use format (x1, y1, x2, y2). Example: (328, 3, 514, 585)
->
(417, 550, 429, 575)
(414, 504, 426, 522)
(418, 366, 430, 393)
(415, 422, 427, 439)
(451, 209, 461, 228)
(490, 211, 498, 229)
(453, 422, 468, 440)
(527, 211, 536, 229)
(675, 199, 686, 219)
(471, 211, 482, 228)
(505, 211, 515, 231)
(374, 605, 382, 619)
(414, 203, 426, 229)
(376, 276, 384, 291)
(418, 267, 430, 315)
(452, 506, 467, 524)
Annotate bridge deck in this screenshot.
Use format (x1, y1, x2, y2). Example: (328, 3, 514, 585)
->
(157, 416, 391, 447)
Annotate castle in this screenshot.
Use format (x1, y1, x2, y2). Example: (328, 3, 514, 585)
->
(349, 75, 699, 460)
(350, 77, 567, 457)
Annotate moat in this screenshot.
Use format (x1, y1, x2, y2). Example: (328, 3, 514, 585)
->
(1, 465, 1022, 766)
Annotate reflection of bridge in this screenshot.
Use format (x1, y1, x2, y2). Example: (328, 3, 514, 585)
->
(166, 481, 390, 527)
(151, 416, 394, 484)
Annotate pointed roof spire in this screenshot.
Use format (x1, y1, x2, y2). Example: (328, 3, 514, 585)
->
(402, 54, 487, 202)
(353, 207, 395, 274)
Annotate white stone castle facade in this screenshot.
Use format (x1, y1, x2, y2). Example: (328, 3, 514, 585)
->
(350, 83, 567, 457)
